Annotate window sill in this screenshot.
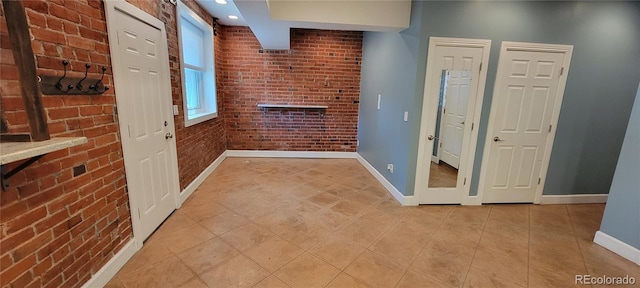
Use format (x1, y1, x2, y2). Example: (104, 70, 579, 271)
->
(185, 111, 217, 127)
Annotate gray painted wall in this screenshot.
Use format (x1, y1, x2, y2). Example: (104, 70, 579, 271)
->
(599, 83, 640, 250)
(358, 1, 427, 193)
(358, 1, 640, 197)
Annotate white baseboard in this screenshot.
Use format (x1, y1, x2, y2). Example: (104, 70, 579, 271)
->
(462, 195, 482, 206)
(539, 194, 608, 204)
(355, 153, 417, 206)
(178, 151, 228, 206)
(226, 150, 357, 159)
(594, 231, 640, 266)
(81, 239, 138, 288)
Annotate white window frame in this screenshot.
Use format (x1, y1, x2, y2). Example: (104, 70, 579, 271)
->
(176, 0, 217, 127)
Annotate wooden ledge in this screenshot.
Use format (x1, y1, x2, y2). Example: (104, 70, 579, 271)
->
(1, 137, 87, 165)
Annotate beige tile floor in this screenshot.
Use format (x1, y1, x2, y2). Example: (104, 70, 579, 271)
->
(106, 158, 639, 288)
(429, 162, 458, 188)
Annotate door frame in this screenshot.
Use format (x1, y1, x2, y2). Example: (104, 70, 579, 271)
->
(415, 37, 491, 205)
(104, 0, 181, 247)
(477, 41, 573, 204)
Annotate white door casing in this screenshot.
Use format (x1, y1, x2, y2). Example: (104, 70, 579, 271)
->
(478, 42, 573, 204)
(104, 1, 181, 246)
(415, 37, 491, 205)
(439, 70, 472, 169)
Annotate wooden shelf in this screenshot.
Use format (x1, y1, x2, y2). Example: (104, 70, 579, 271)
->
(1, 137, 87, 165)
(257, 104, 328, 109)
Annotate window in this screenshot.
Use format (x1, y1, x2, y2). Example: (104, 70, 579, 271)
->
(177, 0, 217, 127)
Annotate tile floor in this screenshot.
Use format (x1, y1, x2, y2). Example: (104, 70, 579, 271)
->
(428, 162, 458, 188)
(106, 158, 639, 288)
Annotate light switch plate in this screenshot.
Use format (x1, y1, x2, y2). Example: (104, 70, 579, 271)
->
(173, 105, 179, 115)
(404, 111, 408, 122)
(377, 94, 381, 110)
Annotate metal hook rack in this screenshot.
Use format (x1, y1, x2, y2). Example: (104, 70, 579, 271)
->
(39, 60, 110, 95)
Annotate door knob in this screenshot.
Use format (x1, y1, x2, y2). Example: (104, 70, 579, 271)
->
(493, 136, 504, 142)
(428, 135, 435, 140)
(165, 132, 173, 139)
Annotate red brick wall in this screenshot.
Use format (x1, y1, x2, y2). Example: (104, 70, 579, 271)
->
(0, 0, 226, 287)
(220, 27, 362, 151)
(0, 1, 129, 287)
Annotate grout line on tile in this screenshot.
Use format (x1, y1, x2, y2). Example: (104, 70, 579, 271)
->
(461, 205, 492, 287)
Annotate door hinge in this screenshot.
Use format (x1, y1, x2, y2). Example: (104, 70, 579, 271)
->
(471, 123, 474, 131)
(548, 125, 552, 132)
(137, 208, 141, 218)
(538, 178, 541, 185)
(463, 178, 467, 185)
(439, 143, 442, 148)
(479, 62, 483, 72)
(560, 67, 564, 76)
(128, 125, 131, 138)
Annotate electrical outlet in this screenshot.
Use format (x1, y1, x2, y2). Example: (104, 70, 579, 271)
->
(387, 164, 394, 173)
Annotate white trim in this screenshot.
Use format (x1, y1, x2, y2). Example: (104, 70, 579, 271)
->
(539, 194, 608, 205)
(477, 41, 573, 204)
(414, 37, 492, 205)
(178, 151, 227, 206)
(462, 195, 482, 206)
(356, 154, 417, 206)
(226, 150, 357, 159)
(81, 239, 139, 288)
(104, 0, 181, 248)
(594, 231, 640, 266)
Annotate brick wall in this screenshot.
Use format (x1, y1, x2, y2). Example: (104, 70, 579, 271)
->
(220, 27, 362, 151)
(0, 0, 226, 287)
(0, 1, 129, 287)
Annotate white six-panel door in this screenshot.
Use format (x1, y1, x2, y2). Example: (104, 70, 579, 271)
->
(480, 42, 572, 203)
(440, 70, 472, 169)
(106, 1, 180, 243)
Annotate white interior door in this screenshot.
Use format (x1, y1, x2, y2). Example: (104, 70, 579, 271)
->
(440, 70, 471, 169)
(106, 2, 179, 243)
(415, 37, 491, 205)
(480, 42, 572, 203)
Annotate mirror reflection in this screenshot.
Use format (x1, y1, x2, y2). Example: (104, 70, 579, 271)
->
(429, 70, 471, 188)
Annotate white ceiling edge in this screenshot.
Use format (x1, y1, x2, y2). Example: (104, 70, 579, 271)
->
(267, 0, 411, 31)
(233, 0, 411, 50)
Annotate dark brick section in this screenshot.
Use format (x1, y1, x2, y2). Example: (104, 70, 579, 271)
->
(72, 164, 86, 177)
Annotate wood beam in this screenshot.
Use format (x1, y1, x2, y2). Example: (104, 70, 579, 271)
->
(2, 0, 50, 141)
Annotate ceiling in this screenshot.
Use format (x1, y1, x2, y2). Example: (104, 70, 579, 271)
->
(195, 0, 411, 49)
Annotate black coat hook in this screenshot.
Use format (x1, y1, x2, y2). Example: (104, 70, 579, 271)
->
(90, 66, 108, 91)
(76, 63, 91, 91)
(55, 60, 74, 92)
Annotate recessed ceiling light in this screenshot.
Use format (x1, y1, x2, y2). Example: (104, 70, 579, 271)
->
(215, 0, 227, 4)
(228, 15, 239, 20)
